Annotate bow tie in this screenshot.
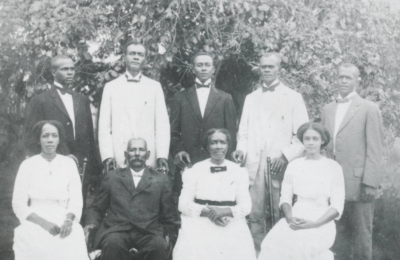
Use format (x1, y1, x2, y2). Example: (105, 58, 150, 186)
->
(125, 74, 141, 83)
(262, 81, 280, 93)
(55, 86, 72, 95)
(336, 98, 349, 103)
(210, 166, 227, 173)
(196, 83, 210, 89)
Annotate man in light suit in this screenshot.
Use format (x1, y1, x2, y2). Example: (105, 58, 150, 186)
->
(321, 63, 384, 260)
(25, 55, 101, 211)
(232, 52, 309, 252)
(84, 137, 177, 260)
(170, 52, 237, 193)
(99, 39, 170, 173)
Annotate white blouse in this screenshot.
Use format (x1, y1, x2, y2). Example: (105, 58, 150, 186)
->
(12, 154, 83, 222)
(279, 156, 345, 219)
(178, 159, 252, 219)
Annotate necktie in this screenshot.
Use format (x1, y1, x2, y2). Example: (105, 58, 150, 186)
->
(196, 83, 210, 89)
(336, 98, 349, 103)
(55, 86, 72, 95)
(262, 81, 280, 93)
(125, 73, 141, 83)
(132, 173, 142, 177)
(210, 166, 227, 173)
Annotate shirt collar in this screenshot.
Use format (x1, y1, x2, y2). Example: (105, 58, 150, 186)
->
(337, 91, 357, 101)
(130, 168, 145, 177)
(195, 78, 212, 86)
(54, 81, 66, 89)
(262, 79, 280, 89)
(125, 71, 142, 81)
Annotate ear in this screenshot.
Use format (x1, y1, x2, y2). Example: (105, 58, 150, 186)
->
(51, 69, 56, 77)
(145, 151, 150, 160)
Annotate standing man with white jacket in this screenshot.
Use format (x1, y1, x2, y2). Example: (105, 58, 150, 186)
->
(98, 39, 170, 173)
(232, 53, 309, 253)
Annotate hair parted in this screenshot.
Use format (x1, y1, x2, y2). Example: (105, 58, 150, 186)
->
(126, 136, 148, 151)
(297, 122, 331, 149)
(203, 128, 231, 152)
(192, 52, 214, 66)
(124, 38, 147, 55)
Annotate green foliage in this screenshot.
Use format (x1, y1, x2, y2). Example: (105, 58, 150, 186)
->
(0, 0, 400, 154)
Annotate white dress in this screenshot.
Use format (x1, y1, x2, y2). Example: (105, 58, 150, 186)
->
(258, 157, 345, 260)
(173, 159, 257, 260)
(12, 154, 89, 260)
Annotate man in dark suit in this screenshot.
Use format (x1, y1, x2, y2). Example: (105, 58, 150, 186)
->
(24, 55, 101, 211)
(84, 137, 177, 260)
(321, 63, 384, 260)
(170, 52, 237, 192)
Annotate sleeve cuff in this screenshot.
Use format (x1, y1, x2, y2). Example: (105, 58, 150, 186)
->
(185, 203, 205, 217)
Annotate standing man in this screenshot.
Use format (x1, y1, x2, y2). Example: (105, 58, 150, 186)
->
(170, 52, 237, 193)
(25, 55, 101, 210)
(84, 137, 177, 260)
(232, 52, 309, 252)
(322, 63, 384, 260)
(98, 39, 170, 173)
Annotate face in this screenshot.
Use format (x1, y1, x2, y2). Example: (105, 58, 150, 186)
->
(40, 123, 60, 155)
(193, 55, 214, 82)
(52, 59, 75, 86)
(259, 56, 280, 84)
(302, 129, 323, 155)
(125, 44, 146, 72)
(207, 132, 229, 161)
(125, 139, 150, 169)
(337, 67, 358, 98)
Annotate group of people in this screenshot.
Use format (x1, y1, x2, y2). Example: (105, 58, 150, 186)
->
(11, 38, 385, 260)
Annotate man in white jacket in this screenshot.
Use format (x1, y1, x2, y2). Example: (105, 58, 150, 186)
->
(98, 39, 170, 173)
(232, 53, 309, 252)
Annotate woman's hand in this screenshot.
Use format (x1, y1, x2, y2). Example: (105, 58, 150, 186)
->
(213, 217, 231, 227)
(287, 217, 318, 230)
(40, 220, 61, 236)
(206, 206, 233, 222)
(59, 220, 73, 238)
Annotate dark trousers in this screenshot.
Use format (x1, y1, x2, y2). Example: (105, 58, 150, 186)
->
(101, 230, 166, 260)
(332, 200, 374, 260)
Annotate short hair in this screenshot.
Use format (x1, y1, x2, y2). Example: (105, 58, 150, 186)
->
(339, 63, 360, 78)
(296, 122, 330, 149)
(126, 137, 148, 151)
(51, 55, 73, 71)
(192, 52, 214, 66)
(260, 52, 282, 66)
(124, 39, 147, 56)
(25, 120, 69, 156)
(203, 128, 231, 152)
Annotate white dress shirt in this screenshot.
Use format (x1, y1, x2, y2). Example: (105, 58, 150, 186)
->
(54, 81, 75, 138)
(130, 168, 144, 187)
(125, 71, 142, 81)
(261, 79, 281, 149)
(195, 78, 211, 117)
(333, 91, 357, 154)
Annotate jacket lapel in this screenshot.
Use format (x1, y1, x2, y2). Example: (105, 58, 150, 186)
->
(132, 167, 153, 198)
(50, 85, 71, 120)
(337, 95, 362, 135)
(202, 86, 221, 123)
(120, 167, 136, 195)
(327, 102, 338, 136)
(185, 86, 202, 125)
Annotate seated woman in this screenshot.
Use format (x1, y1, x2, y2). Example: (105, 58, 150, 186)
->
(12, 120, 89, 260)
(173, 128, 256, 260)
(258, 122, 345, 260)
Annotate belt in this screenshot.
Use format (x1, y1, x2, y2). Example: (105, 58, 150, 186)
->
(194, 199, 236, 206)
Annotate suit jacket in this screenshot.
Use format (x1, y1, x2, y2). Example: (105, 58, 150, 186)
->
(86, 166, 177, 248)
(170, 85, 237, 164)
(98, 74, 170, 168)
(25, 85, 100, 180)
(237, 83, 309, 184)
(321, 94, 384, 201)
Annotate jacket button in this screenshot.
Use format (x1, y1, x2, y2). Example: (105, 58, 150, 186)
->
(67, 122, 70, 125)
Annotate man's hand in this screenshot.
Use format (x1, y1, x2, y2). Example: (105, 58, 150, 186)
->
(84, 224, 96, 246)
(174, 151, 191, 169)
(40, 220, 61, 236)
(231, 150, 244, 164)
(271, 154, 288, 175)
(67, 154, 79, 167)
(103, 158, 117, 174)
(59, 220, 73, 239)
(361, 184, 376, 202)
(157, 158, 169, 173)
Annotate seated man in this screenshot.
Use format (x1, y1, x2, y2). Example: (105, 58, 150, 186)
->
(84, 137, 177, 260)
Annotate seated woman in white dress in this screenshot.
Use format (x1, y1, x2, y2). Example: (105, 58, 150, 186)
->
(258, 122, 345, 260)
(173, 128, 256, 260)
(12, 120, 89, 260)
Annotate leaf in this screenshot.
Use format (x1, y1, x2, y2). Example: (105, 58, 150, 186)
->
(109, 70, 119, 78)
(340, 18, 346, 30)
(258, 4, 270, 12)
(83, 51, 92, 60)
